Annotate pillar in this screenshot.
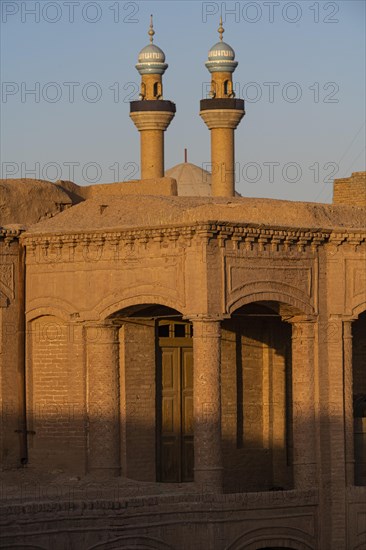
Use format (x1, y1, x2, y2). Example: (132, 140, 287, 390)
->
(343, 320, 354, 486)
(192, 317, 223, 492)
(290, 319, 317, 489)
(211, 126, 234, 194)
(200, 101, 244, 197)
(320, 316, 348, 548)
(86, 323, 120, 475)
(140, 129, 164, 178)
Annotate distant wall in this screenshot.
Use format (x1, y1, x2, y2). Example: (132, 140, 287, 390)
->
(56, 176, 178, 201)
(333, 171, 366, 207)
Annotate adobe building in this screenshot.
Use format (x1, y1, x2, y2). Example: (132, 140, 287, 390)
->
(0, 18, 366, 550)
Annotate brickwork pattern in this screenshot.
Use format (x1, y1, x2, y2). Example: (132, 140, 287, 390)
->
(0, 238, 23, 469)
(27, 316, 85, 471)
(192, 319, 223, 491)
(120, 320, 156, 481)
(333, 171, 366, 207)
(86, 324, 120, 474)
(291, 321, 317, 491)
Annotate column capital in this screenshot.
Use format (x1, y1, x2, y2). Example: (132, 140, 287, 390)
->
(188, 315, 224, 340)
(84, 322, 119, 344)
(129, 110, 175, 131)
(285, 315, 317, 325)
(84, 320, 117, 327)
(343, 319, 353, 339)
(200, 108, 244, 130)
(186, 313, 225, 323)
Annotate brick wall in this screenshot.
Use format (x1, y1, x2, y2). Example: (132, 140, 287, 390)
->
(333, 171, 366, 207)
(120, 319, 156, 481)
(0, 239, 23, 469)
(27, 316, 86, 472)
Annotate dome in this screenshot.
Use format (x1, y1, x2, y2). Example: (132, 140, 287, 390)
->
(208, 41, 235, 61)
(136, 43, 168, 75)
(205, 19, 238, 73)
(135, 17, 168, 75)
(138, 43, 166, 64)
(205, 41, 238, 73)
(166, 163, 212, 196)
(165, 162, 241, 197)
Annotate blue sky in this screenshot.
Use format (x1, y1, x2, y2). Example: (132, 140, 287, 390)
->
(1, 0, 365, 201)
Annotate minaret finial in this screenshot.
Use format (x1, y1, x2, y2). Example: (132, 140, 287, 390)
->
(218, 16, 224, 41)
(148, 14, 155, 43)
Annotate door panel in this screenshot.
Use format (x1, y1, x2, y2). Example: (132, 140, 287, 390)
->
(159, 336, 193, 482)
(161, 347, 180, 481)
(161, 438, 179, 482)
(181, 348, 194, 481)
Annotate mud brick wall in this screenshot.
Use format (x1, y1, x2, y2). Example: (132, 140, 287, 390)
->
(333, 172, 366, 207)
(120, 319, 156, 481)
(26, 317, 86, 473)
(0, 237, 23, 469)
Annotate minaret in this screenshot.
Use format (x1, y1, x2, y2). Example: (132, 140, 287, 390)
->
(200, 18, 245, 196)
(130, 16, 176, 180)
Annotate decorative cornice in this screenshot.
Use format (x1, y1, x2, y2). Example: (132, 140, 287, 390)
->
(21, 222, 366, 257)
(0, 227, 24, 246)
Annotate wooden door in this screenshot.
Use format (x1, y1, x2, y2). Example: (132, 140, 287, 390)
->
(158, 322, 193, 482)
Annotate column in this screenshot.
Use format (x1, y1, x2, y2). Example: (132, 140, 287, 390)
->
(140, 128, 164, 178)
(291, 319, 317, 489)
(199, 103, 244, 197)
(86, 323, 120, 475)
(343, 320, 354, 486)
(211, 127, 235, 196)
(321, 316, 348, 548)
(192, 317, 223, 492)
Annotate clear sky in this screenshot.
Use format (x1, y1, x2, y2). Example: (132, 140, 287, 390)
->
(1, 0, 365, 202)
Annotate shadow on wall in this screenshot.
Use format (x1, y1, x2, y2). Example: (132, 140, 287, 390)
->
(3, 301, 364, 490)
(1, 304, 365, 549)
(353, 310, 366, 486)
(15, 302, 297, 493)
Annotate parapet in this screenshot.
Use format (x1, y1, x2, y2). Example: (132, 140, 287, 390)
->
(56, 177, 177, 201)
(333, 172, 366, 207)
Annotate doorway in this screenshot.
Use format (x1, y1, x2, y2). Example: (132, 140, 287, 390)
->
(157, 320, 194, 482)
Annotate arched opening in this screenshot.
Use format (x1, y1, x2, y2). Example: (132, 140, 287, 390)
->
(140, 82, 146, 99)
(221, 301, 294, 492)
(209, 80, 217, 98)
(353, 310, 366, 485)
(224, 79, 229, 96)
(153, 81, 161, 98)
(109, 304, 192, 482)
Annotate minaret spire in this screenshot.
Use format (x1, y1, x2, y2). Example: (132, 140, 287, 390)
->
(200, 21, 245, 197)
(130, 16, 176, 180)
(218, 16, 224, 41)
(148, 14, 155, 43)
